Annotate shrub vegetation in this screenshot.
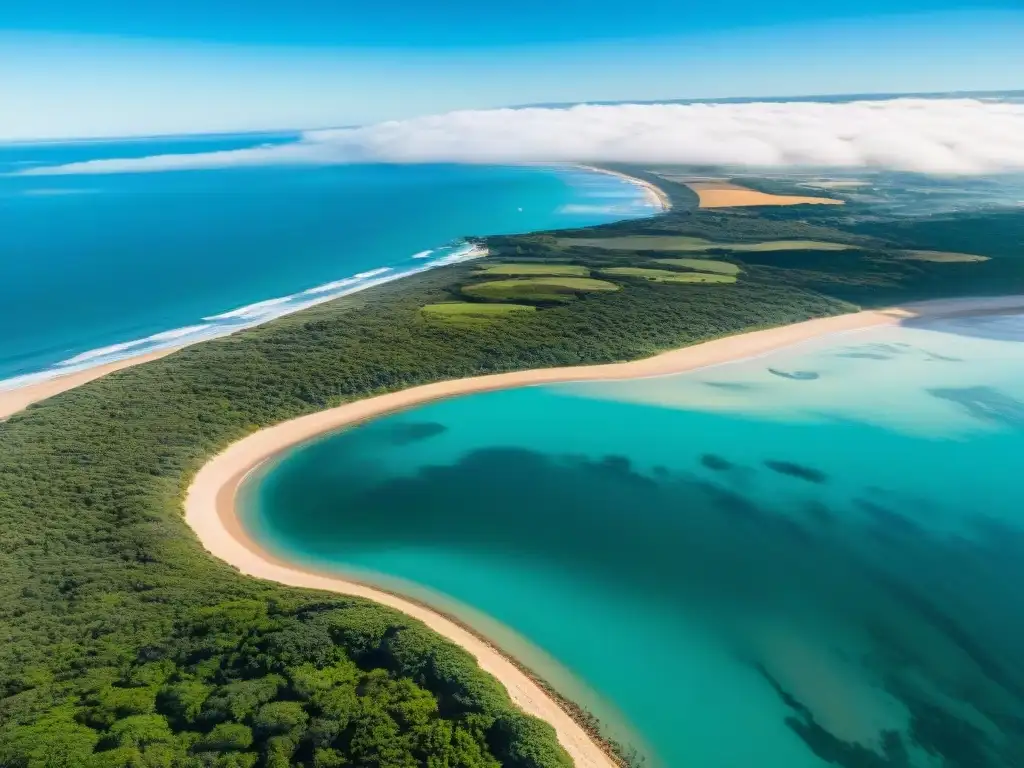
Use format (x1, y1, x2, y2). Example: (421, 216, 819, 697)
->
(3, 167, 1023, 767)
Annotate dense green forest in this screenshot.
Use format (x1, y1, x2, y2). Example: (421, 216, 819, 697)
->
(2, 168, 1023, 767)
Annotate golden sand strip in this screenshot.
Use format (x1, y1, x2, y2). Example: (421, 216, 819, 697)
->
(685, 181, 844, 208)
(183, 294, 1024, 768)
(0, 348, 180, 421)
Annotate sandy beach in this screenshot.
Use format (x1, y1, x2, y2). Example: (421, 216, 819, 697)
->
(0, 247, 497, 422)
(577, 165, 672, 212)
(183, 293, 1024, 768)
(0, 347, 180, 421)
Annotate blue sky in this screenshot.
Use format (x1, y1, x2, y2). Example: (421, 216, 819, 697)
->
(2, 2, 1023, 140)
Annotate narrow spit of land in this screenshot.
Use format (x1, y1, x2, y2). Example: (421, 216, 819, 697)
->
(0, 349, 180, 420)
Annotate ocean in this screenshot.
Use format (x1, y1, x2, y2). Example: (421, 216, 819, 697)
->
(0, 133, 655, 386)
(243, 313, 1024, 768)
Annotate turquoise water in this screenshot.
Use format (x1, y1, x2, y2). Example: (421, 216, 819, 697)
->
(245, 314, 1024, 767)
(0, 134, 652, 384)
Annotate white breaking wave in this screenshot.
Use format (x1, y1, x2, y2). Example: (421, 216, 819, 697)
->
(411, 249, 434, 259)
(352, 268, 393, 279)
(12, 98, 1024, 177)
(58, 324, 215, 366)
(297, 277, 362, 296)
(204, 297, 295, 321)
(0, 245, 486, 392)
(296, 268, 393, 296)
(56, 339, 146, 367)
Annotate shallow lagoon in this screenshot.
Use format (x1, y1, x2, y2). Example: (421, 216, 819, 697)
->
(244, 314, 1024, 767)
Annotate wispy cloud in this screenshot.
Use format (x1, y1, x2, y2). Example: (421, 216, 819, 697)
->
(15, 98, 1024, 176)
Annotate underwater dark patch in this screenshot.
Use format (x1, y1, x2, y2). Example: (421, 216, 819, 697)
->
(700, 453, 734, 472)
(756, 665, 907, 768)
(803, 501, 836, 526)
(379, 421, 449, 445)
(928, 386, 1024, 428)
(856, 499, 923, 537)
(764, 460, 828, 484)
(256, 415, 1024, 767)
(835, 352, 893, 360)
(870, 570, 1024, 702)
(907, 698, 995, 768)
(767, 368, 820, 380)
(704, 380, 758, 391)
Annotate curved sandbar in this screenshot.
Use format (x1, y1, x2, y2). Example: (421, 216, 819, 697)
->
(185, 293, 1024, 767)
(576, 165, 672, 211)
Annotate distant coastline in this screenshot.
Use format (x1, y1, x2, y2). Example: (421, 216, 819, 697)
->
(0, 164, 661, 409)
(575, 165, 673, 212)
(185, 293, 1024, 768)
(0, 165, 665, 419)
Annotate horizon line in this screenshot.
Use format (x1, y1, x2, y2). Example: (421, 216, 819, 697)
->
(4, 88, 1022, 146)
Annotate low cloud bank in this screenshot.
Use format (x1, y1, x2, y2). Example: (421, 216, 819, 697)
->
(17, 98, 1024, 176)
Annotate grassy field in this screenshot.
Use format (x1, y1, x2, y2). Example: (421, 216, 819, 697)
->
(654, 258, 741, 275)
(682, 182, 845, 209)
(725, 240, 854, 252)
(558, 235, 855, 253)
(600, 267, 738, 284)
(475, 263, 591, 276)
(421, 302, 536, 323)
(462, 277, 620, 303)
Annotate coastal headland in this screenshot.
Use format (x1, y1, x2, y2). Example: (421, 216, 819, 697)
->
(7, 161, 1024, 768)
(185, 294, 1024, 768)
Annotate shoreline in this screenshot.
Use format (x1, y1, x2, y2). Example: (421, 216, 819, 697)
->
(0, 246, 488, 421)
(184, 293, 1024, 768)
(0, 165, 661, 419)
(0, 347, 181, 420)
(575, 164, 672, 212)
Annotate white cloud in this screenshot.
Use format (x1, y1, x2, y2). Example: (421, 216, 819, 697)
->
(15, 98, 1024, 176)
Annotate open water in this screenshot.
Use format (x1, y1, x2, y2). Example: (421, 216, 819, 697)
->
(0, 133, 653, 385)
(245, 313, 1024, 768)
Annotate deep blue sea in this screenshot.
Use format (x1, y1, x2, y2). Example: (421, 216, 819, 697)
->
(0, 133, 653, 385)
(245, 314, 1024, 768)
